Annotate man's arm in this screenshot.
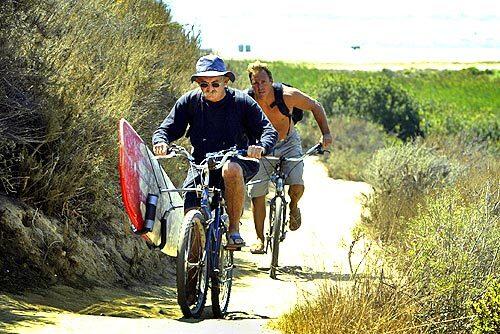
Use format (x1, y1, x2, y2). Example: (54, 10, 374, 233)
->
(152, 93, 191, 155)
(289, 88, 332, 148)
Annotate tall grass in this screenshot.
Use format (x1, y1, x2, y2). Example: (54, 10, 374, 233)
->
(0, 0, 199, 228)
(360, 140, 498, 332)
(274, 279, 419, 334)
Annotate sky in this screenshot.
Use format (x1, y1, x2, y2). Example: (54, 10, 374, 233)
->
(164, 0, 500, 63)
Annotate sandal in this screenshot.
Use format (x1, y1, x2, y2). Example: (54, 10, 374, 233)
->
(226, 232, 245, 250)
(289, 207, 302, 231)
(250, 239, 265, 254)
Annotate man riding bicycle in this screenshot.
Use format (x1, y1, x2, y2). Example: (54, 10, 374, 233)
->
(246, 61, 332, 254)
(152, 55, 278, 249)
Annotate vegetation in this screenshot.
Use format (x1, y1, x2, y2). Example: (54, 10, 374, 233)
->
(272, 279, 419, 333)
(225, 60, 499, 332)
(275, 137, 498, 333)
(1, 2, 498, 330)
(470, 278, 500, 333)
(0, 0, 199, 230)
(299, 116, 392, 180)
(228, 60, 499, 144)
(318, 76, 424, 140)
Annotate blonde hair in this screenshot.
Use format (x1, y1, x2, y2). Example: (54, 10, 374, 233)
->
(246, 60, 273, 82)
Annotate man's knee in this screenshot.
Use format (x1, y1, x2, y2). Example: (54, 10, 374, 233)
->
(289, 184, 305, 197)
(222, 162, 243, 181)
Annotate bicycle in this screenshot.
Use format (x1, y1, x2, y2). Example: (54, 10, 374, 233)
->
(248, 143, 328, 279)
(156, 145, 252, 318)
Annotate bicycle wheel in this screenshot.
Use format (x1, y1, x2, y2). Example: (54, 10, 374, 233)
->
(176, 209, 208, 318)
(270, 196, 285, 279)
(211, 231, 234, 318)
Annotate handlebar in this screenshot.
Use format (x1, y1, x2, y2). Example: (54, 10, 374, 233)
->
(265, 143, 329, 163)
(154, 144, 257, 171)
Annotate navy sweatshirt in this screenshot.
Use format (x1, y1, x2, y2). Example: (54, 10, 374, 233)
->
(152, 87, 278, 163)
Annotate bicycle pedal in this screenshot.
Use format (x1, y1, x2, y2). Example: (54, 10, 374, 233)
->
(224, 245, 243, 251)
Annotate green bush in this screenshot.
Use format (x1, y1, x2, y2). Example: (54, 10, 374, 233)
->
(228, 61, 499, 143)
(318, 76, 424, 140)
(299, 116, 393, 180)
(393, 68, 500, 142)
(471, 278, 500, 334)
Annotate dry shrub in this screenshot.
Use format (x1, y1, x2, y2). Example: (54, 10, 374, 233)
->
(274, 279, 419, 334)
(361, 141, 461, 244)
(359, 138, 499, 331)
(1, 0, 199, 228)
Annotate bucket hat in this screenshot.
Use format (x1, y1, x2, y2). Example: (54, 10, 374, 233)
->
(190, 54, 235, 82)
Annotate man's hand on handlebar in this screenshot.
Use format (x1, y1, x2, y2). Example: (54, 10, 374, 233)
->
(153, 142, 169, 156)
(247, 145, 265, 159)
(322, 133, 333, 148)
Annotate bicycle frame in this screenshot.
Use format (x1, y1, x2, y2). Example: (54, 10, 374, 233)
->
(266, 158, 289, 251)
(249, 143, 327, 278)
(159, 168, 226, 278)
(156, 145, 247, 317)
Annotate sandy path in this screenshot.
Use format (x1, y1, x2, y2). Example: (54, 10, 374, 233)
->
(0, 157, 371, 334)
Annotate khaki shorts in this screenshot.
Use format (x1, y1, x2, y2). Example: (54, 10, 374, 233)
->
(184, 157, 259, 210)
(247, 129, 304, 198)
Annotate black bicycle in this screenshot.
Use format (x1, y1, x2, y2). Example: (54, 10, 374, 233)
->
(249, 143, 328, 279)
(157, 145, 251, 318)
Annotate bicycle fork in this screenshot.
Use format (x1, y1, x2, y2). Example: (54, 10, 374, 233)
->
(274, 177, 288, 242)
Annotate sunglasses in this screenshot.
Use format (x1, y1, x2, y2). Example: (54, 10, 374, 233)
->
(198, 81, 222, 88)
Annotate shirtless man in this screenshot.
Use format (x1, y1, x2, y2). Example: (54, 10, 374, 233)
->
(246, 61, 332, 254)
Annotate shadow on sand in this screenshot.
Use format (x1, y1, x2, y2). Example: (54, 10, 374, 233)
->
(0, 252, 275, 329)
(0, 295, 57, 331)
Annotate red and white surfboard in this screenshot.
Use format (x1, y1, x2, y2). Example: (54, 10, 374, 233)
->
(118, 118, 183, 256)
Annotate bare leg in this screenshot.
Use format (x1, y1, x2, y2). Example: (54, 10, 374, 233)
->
(251, 195, 266, 241)
(288, 184, 304, 210)
(222, 161, 244, 235)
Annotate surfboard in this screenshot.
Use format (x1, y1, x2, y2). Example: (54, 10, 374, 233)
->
(118, 118, 183, 257)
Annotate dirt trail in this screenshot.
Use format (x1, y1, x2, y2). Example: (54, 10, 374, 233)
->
(0, 157, 371, 334)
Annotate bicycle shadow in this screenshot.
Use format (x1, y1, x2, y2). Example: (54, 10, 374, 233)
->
(258, 265, 353, 282)
(177, 307, 270, 322)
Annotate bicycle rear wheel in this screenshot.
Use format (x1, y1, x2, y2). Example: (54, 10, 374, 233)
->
(211, 237, 234, 318)
(176, 210, 208, 318)
(270, 196, 285, 279)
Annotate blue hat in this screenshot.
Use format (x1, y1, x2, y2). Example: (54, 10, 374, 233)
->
(190, 54, 235, 82)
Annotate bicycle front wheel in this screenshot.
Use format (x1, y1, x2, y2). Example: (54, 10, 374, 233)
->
(176, 210, 208, 318)
(211, 237, 234, 318)
(270, 196, 285, 279)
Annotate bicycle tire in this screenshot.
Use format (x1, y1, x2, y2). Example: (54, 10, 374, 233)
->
(265, 199, 276, 253)
(211, 241, 234, 318)
(270, 196, 284, 279)
(176, 210, 208, 318)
